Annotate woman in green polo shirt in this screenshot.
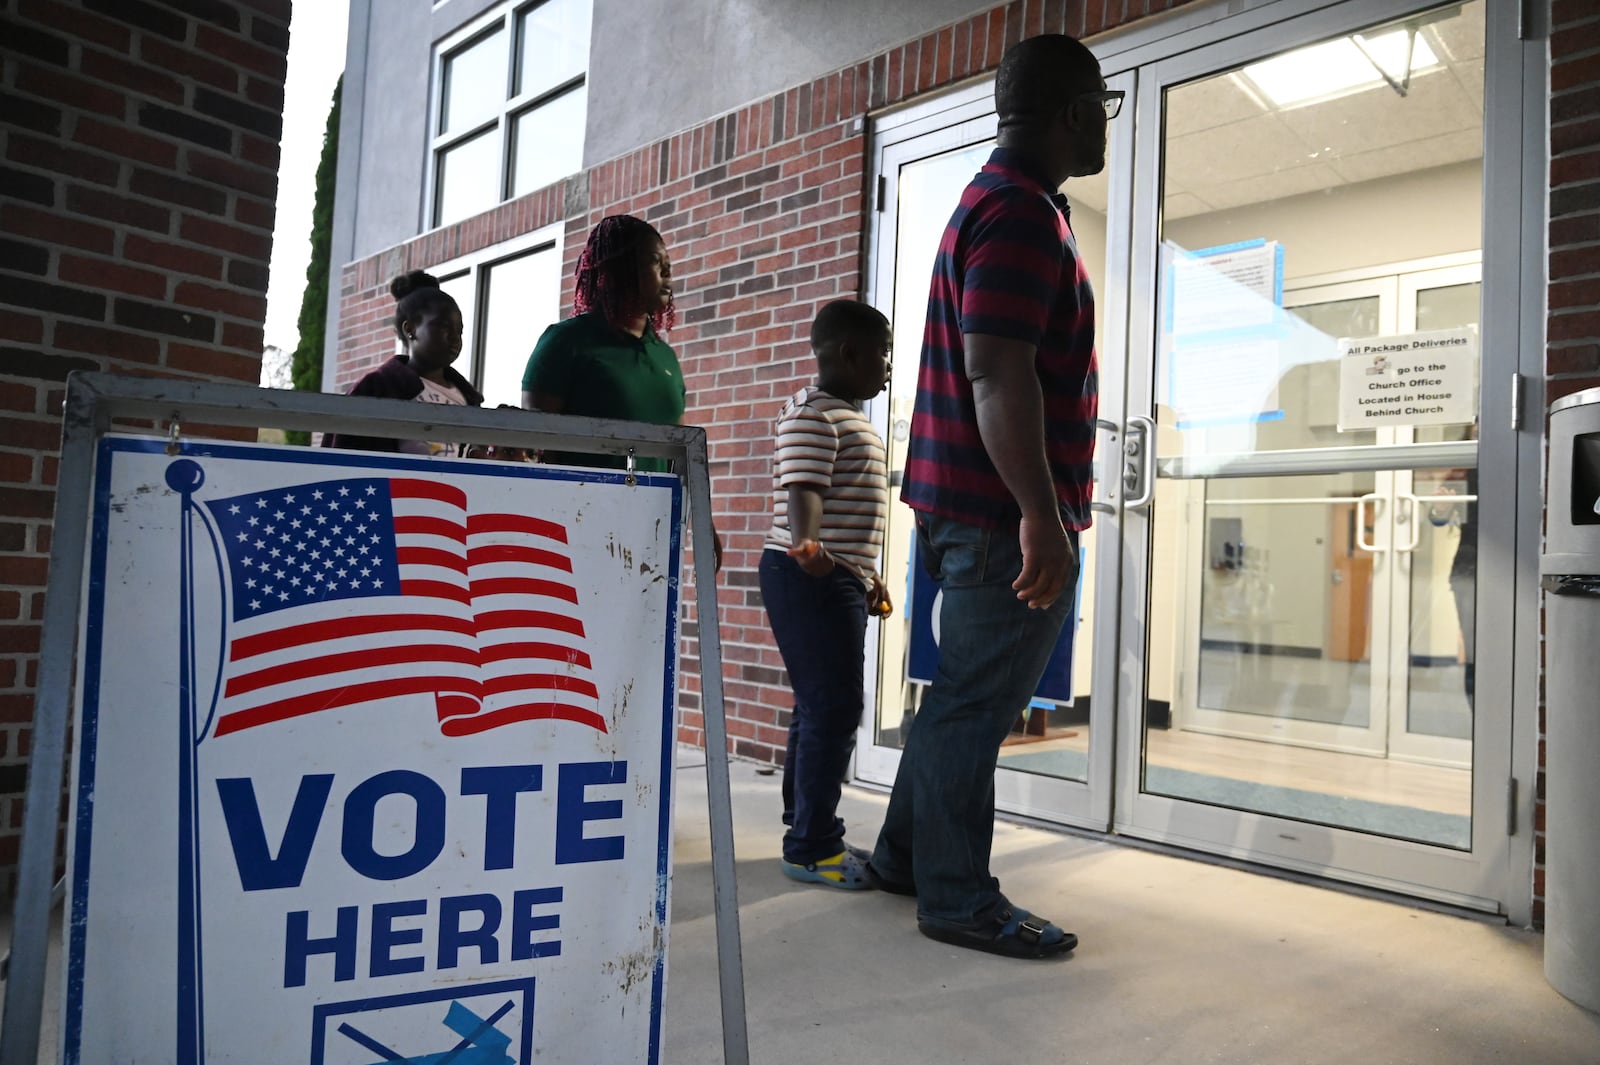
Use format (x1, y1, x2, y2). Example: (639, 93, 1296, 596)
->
(522, 214, 685, 471)
(523, 213, 720, 567)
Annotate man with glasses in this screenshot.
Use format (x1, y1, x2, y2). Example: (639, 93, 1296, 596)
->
(868, 35, 1117, 960)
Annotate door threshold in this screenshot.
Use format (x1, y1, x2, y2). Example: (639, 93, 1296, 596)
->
(847, 778, 1513, 927)
(1005, 807, 1513, 926)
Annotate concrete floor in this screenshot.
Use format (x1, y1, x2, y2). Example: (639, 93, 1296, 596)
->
(3, 754, 1596, 1064)
(665, 755, 1600, 1065)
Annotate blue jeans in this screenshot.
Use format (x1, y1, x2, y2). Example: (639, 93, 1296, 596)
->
(758, 548, 868, 864)
(871, 512, 1078, 926)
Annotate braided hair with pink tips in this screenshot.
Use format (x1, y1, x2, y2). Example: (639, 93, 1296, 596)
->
(572, 214, 677, 332)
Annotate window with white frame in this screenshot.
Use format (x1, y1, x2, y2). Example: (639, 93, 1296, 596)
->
(429, 0, 593, 229)
(422, 225, 566, 405)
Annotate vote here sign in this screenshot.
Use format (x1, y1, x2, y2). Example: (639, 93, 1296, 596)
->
(63, 437, 683, 1065)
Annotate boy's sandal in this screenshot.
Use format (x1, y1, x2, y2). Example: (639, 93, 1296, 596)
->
(781, 848, 873, 890)
(918, 905, 1078, 959)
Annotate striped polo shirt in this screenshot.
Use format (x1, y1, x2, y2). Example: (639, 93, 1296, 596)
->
(901, 146, 1099, 530)
(764, 385, 888, 583)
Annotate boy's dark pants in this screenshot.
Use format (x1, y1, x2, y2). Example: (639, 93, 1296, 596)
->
(758, 547, 868, 865)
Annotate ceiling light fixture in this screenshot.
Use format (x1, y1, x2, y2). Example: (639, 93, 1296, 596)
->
(1241, 25, 1441, 109)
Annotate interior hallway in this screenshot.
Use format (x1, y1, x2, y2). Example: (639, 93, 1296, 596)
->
(665, 753, 1599, 1065)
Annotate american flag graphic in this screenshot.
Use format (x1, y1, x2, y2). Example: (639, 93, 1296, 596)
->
(201, 476, 604, 738)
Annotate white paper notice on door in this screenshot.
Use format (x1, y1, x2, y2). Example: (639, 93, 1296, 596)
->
(1337, 326, 1478, 430)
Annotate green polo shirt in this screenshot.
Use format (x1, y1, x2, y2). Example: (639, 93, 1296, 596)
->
(522, 312, 686, 471)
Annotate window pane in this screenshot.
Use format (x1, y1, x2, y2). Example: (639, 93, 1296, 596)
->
(1413, 282, 1480, 444)
(438, 271, 476, 373)
(1416, 282, 1480, 331)
(1195, 471, 1379, 731)
(440, 28, 508, 137)
(1288, 296, 1380, 342)
(1154, 1, 1483, 462)
(511, 88, 587, 197)
(1407, 464, 1476, 744)
(479, 245, 562, 407)
(517, 0, 592, 100)
(435, 128, 501, 227)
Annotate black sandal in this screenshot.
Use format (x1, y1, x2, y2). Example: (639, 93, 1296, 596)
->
(918, 906, 1077, 959)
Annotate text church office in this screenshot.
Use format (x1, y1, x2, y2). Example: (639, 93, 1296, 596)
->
(324, 0, 1589, 930)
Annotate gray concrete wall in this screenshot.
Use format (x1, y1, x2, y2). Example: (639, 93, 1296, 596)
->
(331, 0, 996, 275)
(351, 3, 433, 259)
(330, 0, 507, 276)
(324, 0, 432, 386)
(584, 0, 996, 165)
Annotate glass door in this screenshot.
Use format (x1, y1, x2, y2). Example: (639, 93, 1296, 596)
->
(1389, 264, 1481, 768)
(1175, 262, 1481, 773)
(1168, 276, 1398, 757)
(1115, 0, 1515, 909)
(859, 74, 1134, 829)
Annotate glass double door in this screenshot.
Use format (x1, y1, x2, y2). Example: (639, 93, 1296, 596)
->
(860, 0, 1527, 913)
(1176, 265, 1481, 774)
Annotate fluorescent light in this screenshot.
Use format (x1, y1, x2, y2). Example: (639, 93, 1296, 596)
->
(1242, 28, 1440, 109)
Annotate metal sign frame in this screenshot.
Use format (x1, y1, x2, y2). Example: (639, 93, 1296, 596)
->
(0, 372, 749, 1065)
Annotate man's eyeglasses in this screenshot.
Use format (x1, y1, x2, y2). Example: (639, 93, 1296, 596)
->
(1077, 89, 1125, 119)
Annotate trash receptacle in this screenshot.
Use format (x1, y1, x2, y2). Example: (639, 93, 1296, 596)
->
(1541, 386, 1600, 1014)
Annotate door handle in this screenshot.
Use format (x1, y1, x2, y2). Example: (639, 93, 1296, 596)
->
(1092, 419, 1121, 515)
(1395, 492, 1422, 553)
(1124, 415, 1156, 510)
(1356, 492, 1383, 553)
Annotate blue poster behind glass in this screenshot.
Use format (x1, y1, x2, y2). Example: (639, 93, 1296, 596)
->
(905, 539, 1082, 705)
(1163, 237, 1289, 429)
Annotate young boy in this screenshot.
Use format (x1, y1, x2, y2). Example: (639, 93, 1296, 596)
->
(759, 299, 893, 890)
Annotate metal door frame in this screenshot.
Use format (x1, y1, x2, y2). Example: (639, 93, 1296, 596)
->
(858, 70, 1137, 832)
(1113, 0, 1539, 920)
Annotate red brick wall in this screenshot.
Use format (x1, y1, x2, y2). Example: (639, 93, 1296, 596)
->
(1537, 1, 1600, 927)
(0, 0, 292, 901)
(1547, 3, 1600, 402)
(334, 0, 1203, 762)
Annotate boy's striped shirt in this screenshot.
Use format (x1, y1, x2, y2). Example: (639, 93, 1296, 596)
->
(765, 386, 888, 583)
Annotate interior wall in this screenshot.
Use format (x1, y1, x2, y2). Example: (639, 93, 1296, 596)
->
(1164, 161, 1482, 283)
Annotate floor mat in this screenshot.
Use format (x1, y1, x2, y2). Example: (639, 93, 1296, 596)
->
(995, 750, 1470, 848)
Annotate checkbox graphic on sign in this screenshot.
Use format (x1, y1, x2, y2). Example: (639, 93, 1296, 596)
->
(309, 979, 536, 1065)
